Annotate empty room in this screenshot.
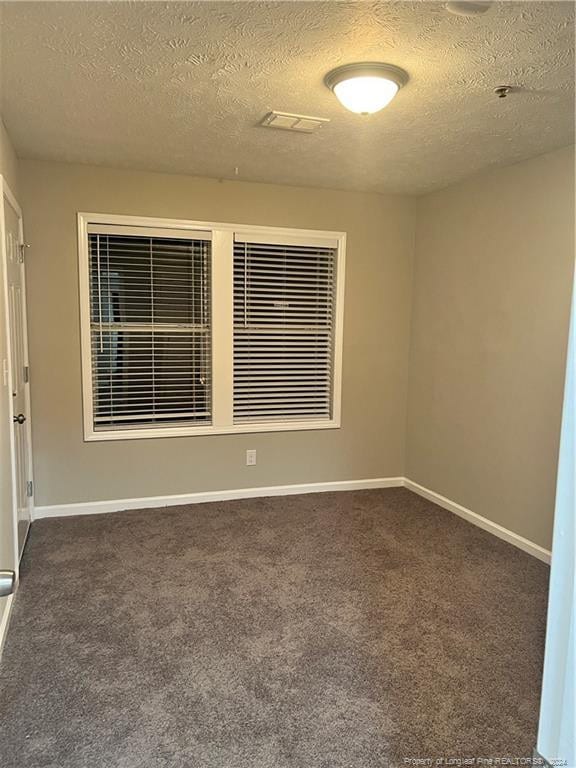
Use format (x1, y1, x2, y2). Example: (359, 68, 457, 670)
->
(0, 1, 574, 766)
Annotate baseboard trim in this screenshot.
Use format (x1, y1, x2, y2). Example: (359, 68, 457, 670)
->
(33, 476, 550, 564)
(0, 593, 14, 659)
(404, 478, 551, 564)
(34, 477, 405, 520)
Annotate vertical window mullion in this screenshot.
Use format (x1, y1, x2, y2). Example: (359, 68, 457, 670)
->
(211, 230, 234, 428)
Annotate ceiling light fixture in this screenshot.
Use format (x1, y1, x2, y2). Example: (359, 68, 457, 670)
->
(445, 1, 493, 16)
(324, 62, 409, 115)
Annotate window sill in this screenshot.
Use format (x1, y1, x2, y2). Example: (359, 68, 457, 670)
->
(83, 419, 341, 442)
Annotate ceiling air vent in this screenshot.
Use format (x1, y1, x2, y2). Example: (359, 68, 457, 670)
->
(259, 111, 330, 133)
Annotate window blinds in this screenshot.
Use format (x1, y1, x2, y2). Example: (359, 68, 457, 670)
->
(233, 239, 337, 423)
(88, 232, 211, 430)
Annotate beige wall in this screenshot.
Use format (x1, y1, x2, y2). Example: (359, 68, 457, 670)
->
(406, 146, 575, 551)
(17, 148, 576, 549)
(20, 160, 416, 507)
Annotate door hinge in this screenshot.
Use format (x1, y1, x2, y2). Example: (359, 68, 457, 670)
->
(23, 365, 30, 383)
(19, 243, 30, 263)
(26, 480, 34, 498)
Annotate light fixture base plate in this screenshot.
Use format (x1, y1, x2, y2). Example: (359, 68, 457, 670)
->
(324, 62, 409, 92)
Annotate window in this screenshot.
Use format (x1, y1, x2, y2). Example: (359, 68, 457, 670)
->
(87, 227, 211, 431)
(79, 215, 345, 440)
(233, 237, 336, 423)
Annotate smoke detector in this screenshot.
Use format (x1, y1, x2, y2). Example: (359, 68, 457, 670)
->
(259, 111, 330, 133)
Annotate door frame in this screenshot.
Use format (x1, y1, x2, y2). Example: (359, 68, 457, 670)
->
(0, 175, 34, 572)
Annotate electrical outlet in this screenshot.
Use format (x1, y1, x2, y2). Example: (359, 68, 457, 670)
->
(246, 449, 257, 466)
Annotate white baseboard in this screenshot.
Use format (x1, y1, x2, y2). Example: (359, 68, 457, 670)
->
(33, 475, 550, 564)
(0, 593, 14, 659)
(34, 477, 405, 520)
(404, 478, 551, 564)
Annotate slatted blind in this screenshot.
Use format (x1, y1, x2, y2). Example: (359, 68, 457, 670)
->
(233, 239, 337, 423)
(88, 231, 211, 430)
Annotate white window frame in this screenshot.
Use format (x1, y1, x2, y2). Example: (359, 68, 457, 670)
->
(78, 212, 346, 441)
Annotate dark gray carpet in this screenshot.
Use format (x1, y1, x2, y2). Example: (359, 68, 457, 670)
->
(0, 488, 548, 768)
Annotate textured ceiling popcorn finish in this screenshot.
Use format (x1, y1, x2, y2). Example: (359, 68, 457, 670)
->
(1, 1, 574, 195)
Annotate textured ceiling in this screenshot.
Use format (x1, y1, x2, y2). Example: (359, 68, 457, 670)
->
(1, 1, 574, 195)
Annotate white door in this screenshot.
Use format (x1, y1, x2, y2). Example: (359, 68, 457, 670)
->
(537, 267, 575, 766)
(3, 188, 33, 557)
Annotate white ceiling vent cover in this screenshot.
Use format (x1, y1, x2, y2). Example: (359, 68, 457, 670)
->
(259, 111, 330, 133)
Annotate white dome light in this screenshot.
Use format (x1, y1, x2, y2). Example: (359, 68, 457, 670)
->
(325, 63, 409, 115)
(446, 1, 492, 16)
